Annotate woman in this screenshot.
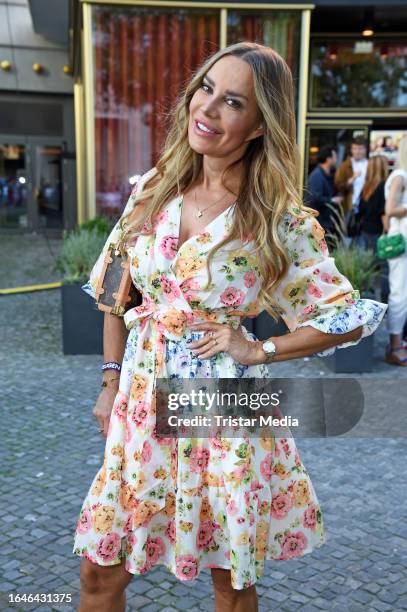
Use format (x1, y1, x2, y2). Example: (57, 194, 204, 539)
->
(384, 135, 407, 366)
(73, 43, 387, 611)
(358, 154, 389, 252)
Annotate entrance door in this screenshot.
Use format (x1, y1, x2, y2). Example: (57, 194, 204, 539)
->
(0, 139, 29, 229)
(0, 135, 64, 231)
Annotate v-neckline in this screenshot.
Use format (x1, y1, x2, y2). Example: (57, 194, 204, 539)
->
(174, 193, 235, 253)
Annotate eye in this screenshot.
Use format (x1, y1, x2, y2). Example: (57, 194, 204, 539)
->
(201, 81, 242, 110)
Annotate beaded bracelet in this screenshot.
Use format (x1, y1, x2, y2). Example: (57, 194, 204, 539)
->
(102, 361, 121, 372)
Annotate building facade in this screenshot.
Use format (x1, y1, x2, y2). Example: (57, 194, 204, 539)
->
(70, 0, 407, 223)
(0, 0, 75, 233)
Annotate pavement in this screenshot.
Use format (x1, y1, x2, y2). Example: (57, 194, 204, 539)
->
(1, 233, 407, 612)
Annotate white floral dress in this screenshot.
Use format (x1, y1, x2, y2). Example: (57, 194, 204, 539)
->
(73, 167, 387, 589)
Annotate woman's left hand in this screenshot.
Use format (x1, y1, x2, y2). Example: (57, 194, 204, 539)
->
(188, 322, 264, 366)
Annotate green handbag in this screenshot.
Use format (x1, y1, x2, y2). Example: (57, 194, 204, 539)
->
(377, 232, 406, 260)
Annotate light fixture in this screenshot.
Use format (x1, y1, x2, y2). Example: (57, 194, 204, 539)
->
(329, 44, 338, 60)
(1, 60, 12, 72)
(362, 8, 374, 37)
(63, 64, 72, 75)
(18, 177, 26, 185)
(32, 63, 43, 74)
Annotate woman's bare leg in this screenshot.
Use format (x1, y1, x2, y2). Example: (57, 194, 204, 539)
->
(211, 568, 258, 612)
(77, 558, 134, 612)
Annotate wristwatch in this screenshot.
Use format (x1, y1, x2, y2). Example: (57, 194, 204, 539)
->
(261, 338, 277, 364)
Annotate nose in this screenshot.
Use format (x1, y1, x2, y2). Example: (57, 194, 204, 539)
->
(201, 98, 219, 117)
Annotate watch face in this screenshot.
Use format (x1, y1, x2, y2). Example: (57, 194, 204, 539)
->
(263, 340, 276, 354)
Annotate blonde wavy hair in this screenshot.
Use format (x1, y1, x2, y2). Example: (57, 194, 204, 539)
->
(362, 154, 389, 201)
(121, 42, 310, 318)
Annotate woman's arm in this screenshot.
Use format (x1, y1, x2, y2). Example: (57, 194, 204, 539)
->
(93, 313, 129, 436)
(385, 176, 407, 219)
(189, 322, 364, 366)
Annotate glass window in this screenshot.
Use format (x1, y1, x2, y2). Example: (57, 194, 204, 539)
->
(0, 143, 28, 228)
(310, 39, 407, 109)
(305, 126, 369, 177)
(92, 5, 219, 216)
(227, 10, 301, 101)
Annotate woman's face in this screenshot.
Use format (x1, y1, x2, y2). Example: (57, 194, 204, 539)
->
(188, 55, 264, 159)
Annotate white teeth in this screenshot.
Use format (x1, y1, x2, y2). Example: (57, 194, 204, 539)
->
(197, 121, 215, 134)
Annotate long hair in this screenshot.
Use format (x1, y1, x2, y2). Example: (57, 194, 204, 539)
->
(121, 42, 311, 318)
(361, 155, 389, 201)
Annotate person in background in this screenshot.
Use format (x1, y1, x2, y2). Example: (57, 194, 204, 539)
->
(358, 154, 389, 251)
(335, 136, 368, 220)
(305, 145, 342, 246)
(383, 135, 407, 366)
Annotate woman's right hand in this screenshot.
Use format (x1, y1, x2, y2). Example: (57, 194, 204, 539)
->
(93, 384, 119, 437)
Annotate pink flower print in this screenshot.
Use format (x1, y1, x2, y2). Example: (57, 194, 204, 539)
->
(145, 536, 166, 566)
(96, 533, 121, 562)
(307, 282, 323, 298)
(220, 286, 245, 307)
(128, 533, 137, 546)
(141, 440, 152, 465)
(237, 516, 245, 524)
(260, 453, 272, 481)
(189, 447, 210, 473)
(124, 515, 134, 534)
(180, 278, 200, 301)
(302, 304, 316, 316)
(175, 555, 198, 580)
(114, 398, 128, 422)
(244, 271, 256, 288)
(156, 209, 169, 225)
(227, 499, 238, 516)
(77, 509, 92, 534)
(279, 531, 308, 559)
(321, 272, 333, 283)
(196, 521, 215, 550)
(294, 448, 301, 466)
(132, 401, 149, 427)
(159, 235, 178, 259)
(161, 275, 182, 302)
(166, 519, 176, 544)
(303, 503, 318, 530)
(250, 480, 264, 492)
(271, 493, 294, 519)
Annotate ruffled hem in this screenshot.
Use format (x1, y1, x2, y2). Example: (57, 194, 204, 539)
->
(298, 298, 388, 357)
(73, 535, 326, 591)
(81, 280, 96, 300)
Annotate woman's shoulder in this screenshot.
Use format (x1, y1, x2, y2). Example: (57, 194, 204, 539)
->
(386, 168, 407, 186)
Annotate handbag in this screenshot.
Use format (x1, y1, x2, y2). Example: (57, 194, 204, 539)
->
(94, 241, 142, 317)
(377, 230, 406, 260)
(95, 176, 145, 316)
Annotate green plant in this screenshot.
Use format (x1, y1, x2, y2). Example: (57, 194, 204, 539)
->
(79, 216, 112, 236)
(54, 227, 108, 284)
(331, 244, 381, 297)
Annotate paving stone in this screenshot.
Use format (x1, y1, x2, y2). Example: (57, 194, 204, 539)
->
(1, 234, 406, 611)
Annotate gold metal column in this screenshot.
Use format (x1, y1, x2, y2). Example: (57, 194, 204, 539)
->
(82, 2, 96, 219)
(297, 8, 311, 188)
(74, 81, 86, 225)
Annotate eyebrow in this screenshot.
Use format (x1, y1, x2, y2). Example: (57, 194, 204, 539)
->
(203, 75, 249, 102)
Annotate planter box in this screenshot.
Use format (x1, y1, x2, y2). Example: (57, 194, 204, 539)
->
(243, 311, 288, 340)
(61, 283, 103, 355)
(323, 333, 374, 373)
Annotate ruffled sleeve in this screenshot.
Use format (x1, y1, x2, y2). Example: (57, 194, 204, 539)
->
(272, 210, 388, 357)
(81, 168, 155, 300)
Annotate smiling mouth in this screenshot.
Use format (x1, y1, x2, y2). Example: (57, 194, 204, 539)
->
(194, 119, 221, 135)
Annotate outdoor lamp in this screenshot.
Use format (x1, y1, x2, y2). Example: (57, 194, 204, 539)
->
(1, 60, 12, 72)
(32, 63, 43, 74)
